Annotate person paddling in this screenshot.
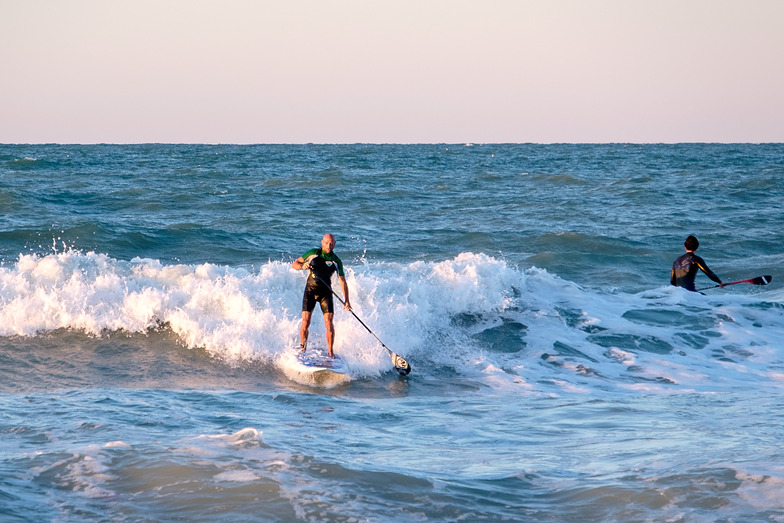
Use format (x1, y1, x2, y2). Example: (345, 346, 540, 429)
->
(291, 233, 352, 357)
(670, 235, 725, 292)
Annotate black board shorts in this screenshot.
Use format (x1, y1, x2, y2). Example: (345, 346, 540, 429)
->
(302, 285, 334, 314)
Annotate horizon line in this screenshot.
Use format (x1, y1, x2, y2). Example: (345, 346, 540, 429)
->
(2, 141, 783, 146)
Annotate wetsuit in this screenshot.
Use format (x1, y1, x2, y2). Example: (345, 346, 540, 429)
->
(670, 252, 721, 292)
(300, 248, 345, 313)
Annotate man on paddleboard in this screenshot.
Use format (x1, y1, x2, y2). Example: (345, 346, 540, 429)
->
(292, 233, 352, 357)
(671, 235, 725, 292)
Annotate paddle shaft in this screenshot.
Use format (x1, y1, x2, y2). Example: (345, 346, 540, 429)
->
(696, 275, 772, 292)
(307, 271, 410, 373)
(322, 277, 395, 357)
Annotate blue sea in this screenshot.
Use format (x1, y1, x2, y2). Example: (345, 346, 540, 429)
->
(1, 143, 783, 522)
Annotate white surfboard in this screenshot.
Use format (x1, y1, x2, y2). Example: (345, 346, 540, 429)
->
(294, 347, 348, 376)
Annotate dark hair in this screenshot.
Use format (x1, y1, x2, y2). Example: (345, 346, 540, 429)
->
(684, 235, 699, 251)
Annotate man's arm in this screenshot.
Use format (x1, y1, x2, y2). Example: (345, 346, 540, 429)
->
(293, 249, 320, 270)
(292, 257, 309, 270)
(339, 275, 352, 310)
(697, 258, 724, 286)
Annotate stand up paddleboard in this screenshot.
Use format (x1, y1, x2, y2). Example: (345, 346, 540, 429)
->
(294, 347, 348, 378)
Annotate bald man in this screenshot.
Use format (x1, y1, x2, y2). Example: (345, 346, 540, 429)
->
(291, 233, 352, 357)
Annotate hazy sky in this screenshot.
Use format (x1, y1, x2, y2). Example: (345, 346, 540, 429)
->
(2, 0, 782, 143)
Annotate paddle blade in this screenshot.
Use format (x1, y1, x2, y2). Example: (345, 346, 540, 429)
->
(391, 353, 411, 376)
(751, 275, 772, 285)
(697, 275, 773, 292)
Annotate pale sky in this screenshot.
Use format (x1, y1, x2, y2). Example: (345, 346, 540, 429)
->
(2, 0, 782, 143)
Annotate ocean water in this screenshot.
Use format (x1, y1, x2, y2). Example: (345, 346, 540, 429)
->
(1, 143, 783, 522)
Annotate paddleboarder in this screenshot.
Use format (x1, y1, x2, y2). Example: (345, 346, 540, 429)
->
(292, 233, 352, 357)
(671, 235, 725, 292)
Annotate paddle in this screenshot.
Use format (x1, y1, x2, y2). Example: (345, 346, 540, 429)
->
(309, 271, 411, 376)
(696, 275, 772, 292)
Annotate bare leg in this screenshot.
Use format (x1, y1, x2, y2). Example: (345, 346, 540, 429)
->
(324, 312, 335, 357)
(300, 310, 312, 351)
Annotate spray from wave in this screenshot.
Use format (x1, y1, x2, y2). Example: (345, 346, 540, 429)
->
(1, 250, 782, 391)
(0, 251, 520, 375)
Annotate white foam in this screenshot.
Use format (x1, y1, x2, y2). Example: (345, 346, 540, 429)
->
(197, 427, 263, 445)
(32, 449, 118, 500)
(1, 250, 783, 391)
(735, 466, 784, 511)
(607, 348, 635, 365)
(213, 469, 261, 482)
(104, 441, 132, 449)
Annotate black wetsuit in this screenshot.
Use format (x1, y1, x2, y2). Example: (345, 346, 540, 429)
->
(300, 248, 345, 313)
(670, 252, 721, 292)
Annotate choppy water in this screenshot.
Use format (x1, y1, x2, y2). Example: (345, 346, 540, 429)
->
(1, 143, 783, 521)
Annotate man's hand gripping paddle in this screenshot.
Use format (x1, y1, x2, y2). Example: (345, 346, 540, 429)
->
(310, 271, 411, 376)
(697, 275, 772, 292)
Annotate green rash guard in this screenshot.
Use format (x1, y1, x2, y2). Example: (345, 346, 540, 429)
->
(301, 248, 345, 289)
